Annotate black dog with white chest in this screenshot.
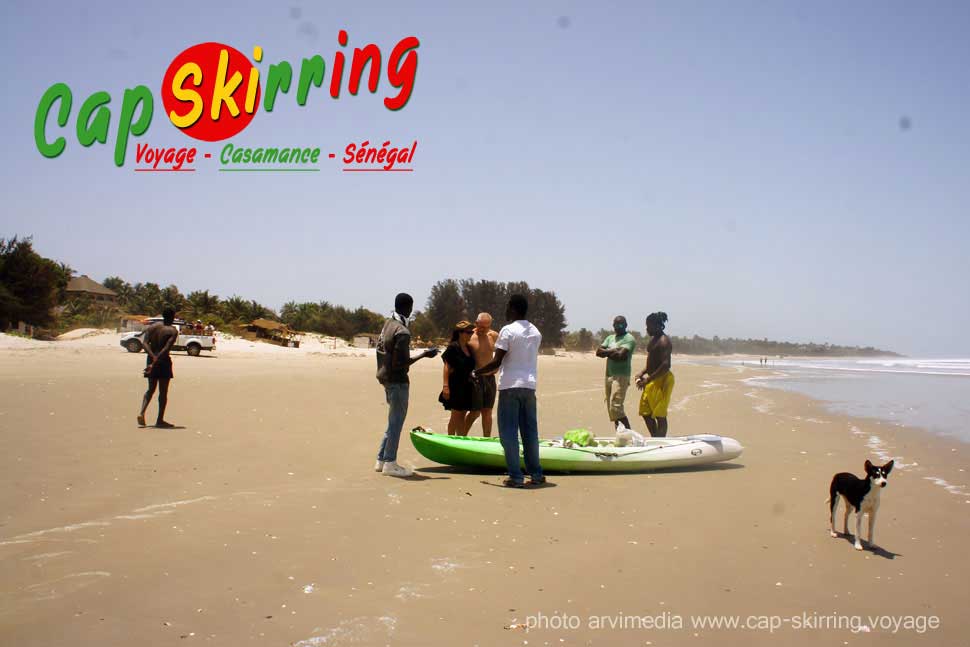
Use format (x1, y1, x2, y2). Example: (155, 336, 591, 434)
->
(828, 460, 894, 551)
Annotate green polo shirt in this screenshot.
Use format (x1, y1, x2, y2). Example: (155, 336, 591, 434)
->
(602, 333, 636, 377)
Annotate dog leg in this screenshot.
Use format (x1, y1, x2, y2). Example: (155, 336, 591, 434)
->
(854, 509, 864, 550)
(867, 509, 877, 549)
(829, 497, 838, 538)
(842, 498, 851, 535)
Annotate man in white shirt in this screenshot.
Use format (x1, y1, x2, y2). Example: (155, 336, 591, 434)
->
(473, 294, 545, 487)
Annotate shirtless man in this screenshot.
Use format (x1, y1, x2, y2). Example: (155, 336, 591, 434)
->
(137, 307, 179, 428)
(635, 312, 674, 437)
(467, 312, 500, 437)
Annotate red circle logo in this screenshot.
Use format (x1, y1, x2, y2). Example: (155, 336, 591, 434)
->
(161, 42, 260, 141)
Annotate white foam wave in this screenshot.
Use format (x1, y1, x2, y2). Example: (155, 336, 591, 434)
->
(132, 496, 216, 513)
(923, 477, 968, 496)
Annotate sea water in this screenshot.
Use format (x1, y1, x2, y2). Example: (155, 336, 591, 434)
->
(727, 358, 970, 443)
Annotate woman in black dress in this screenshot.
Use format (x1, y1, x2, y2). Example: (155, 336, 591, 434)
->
(438, 320, 481, 435)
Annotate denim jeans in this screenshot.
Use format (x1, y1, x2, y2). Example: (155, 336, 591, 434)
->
(378, 383, 409, 462)
(497, 388, 542, 483)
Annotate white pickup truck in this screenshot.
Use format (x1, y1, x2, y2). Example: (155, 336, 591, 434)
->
(120, 317, 217, 357)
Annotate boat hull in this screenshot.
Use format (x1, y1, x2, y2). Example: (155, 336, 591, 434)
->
(409, 429, 743, 473)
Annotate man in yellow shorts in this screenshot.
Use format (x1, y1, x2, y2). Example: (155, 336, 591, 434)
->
(635, 311, 674, 437)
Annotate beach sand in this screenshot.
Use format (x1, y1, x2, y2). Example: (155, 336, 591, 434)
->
(1, 333, 968, 645)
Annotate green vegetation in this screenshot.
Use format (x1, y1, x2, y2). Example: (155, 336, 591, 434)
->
(1, 235, 898, 356)
(0, 236, 71, 331)
(420, 278, 567, 347)
(279, 301, 385, 339)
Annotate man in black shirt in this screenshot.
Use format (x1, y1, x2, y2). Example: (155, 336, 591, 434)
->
(375, 293, 438, 476)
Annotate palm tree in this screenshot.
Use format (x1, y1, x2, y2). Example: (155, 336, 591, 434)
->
(185, 290, 220, 321)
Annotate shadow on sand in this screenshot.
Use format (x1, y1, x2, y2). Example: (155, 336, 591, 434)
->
(416, 462, 745, 477)
(831, 533, 901, 559)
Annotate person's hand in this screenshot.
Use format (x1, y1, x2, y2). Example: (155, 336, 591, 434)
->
(635, 375, 646, 390)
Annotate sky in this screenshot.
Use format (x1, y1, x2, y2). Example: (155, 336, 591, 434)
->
(1, 0, 968, 356)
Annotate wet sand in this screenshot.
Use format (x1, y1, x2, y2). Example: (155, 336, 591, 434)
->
(1, 337, 968, 645)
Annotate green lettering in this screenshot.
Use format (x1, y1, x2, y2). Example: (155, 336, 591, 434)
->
(115, 85, 153, 167)
(264, 62, 292, 112)
(264, 148, 278, 163)
(296, 56, 325, 106)
(34, 83, 72, 159)
(220, 143, 233, 164)
(77, 91, 111, 147)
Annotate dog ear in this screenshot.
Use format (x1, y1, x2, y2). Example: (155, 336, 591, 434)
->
(883, 460, 894, 475)
(864, 459, 873, 472)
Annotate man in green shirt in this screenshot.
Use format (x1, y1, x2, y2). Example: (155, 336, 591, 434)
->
(595, 315, 637, 430)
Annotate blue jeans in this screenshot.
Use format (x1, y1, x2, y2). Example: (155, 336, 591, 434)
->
(497, 388, 542, 483)
(378, 383, 409, 462)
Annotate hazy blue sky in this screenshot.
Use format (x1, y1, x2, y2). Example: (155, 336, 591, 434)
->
(2, 1, 968, 356)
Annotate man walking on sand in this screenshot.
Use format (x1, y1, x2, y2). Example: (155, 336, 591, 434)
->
(596, 315, 637, 430)
(473, 295, 545, 488)
(138, 307, 179, 428)
(635, 312, 674, 437)
(467, 312, 499, 437)
(375, 293, 439, 477)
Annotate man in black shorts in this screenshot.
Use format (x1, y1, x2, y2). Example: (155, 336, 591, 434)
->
(137, 307, 179, 428)
(468, 312, 499, 437)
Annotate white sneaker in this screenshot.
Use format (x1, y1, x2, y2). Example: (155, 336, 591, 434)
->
(381, 461, 413, 478)
(374, 460, 385, 472)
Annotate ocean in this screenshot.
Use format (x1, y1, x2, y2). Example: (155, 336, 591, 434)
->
(724, 358, 970, 443)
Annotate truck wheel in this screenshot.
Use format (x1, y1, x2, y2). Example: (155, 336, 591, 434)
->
(126, 339, 143, 353)
(186, 343, 202, 357)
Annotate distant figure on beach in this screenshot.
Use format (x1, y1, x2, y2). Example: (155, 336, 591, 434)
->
(137, 306, 179, 428)
(635, 312, 674, 437)
(375, 293, 439, 477)
(473, 295, 545, 488)
(468, 312, 499, 437)
(438, 321, 481, 436)
(596, 315, 637, 430)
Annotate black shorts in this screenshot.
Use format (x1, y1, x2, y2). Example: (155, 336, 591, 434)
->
(146, 354, 174, 380)
(477, 374, 497, 409)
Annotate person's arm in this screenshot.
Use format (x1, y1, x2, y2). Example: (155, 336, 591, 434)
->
(157, 327, 178, 359)
(636, 339, 671, 386)
(610, 346, 630, 361)
(409, 346, 438, 365)
(441, 358, 451, 399)
(613, 336, 635, 362)
(473, 348, 507, 377)
(141, 330, 156, 362)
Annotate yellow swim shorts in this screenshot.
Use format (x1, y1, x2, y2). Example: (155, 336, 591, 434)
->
(639, 372, 675, 418)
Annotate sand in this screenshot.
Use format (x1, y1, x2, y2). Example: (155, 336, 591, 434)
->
(1, 333, 968, 646)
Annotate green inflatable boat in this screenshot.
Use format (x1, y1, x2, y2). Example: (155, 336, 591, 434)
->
(409, 427, 743, 473)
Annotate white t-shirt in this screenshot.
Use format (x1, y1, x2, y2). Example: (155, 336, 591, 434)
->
(495, 320, 542, 390)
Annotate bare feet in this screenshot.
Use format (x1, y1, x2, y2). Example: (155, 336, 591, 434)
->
(137, 415, 146, 427)
(155, 421, 175, 429)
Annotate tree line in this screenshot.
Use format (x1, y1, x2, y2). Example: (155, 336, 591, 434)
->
(562, 327, 898, 357)
(2, 235, 896, 355)
(414, 278, 567, 347)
